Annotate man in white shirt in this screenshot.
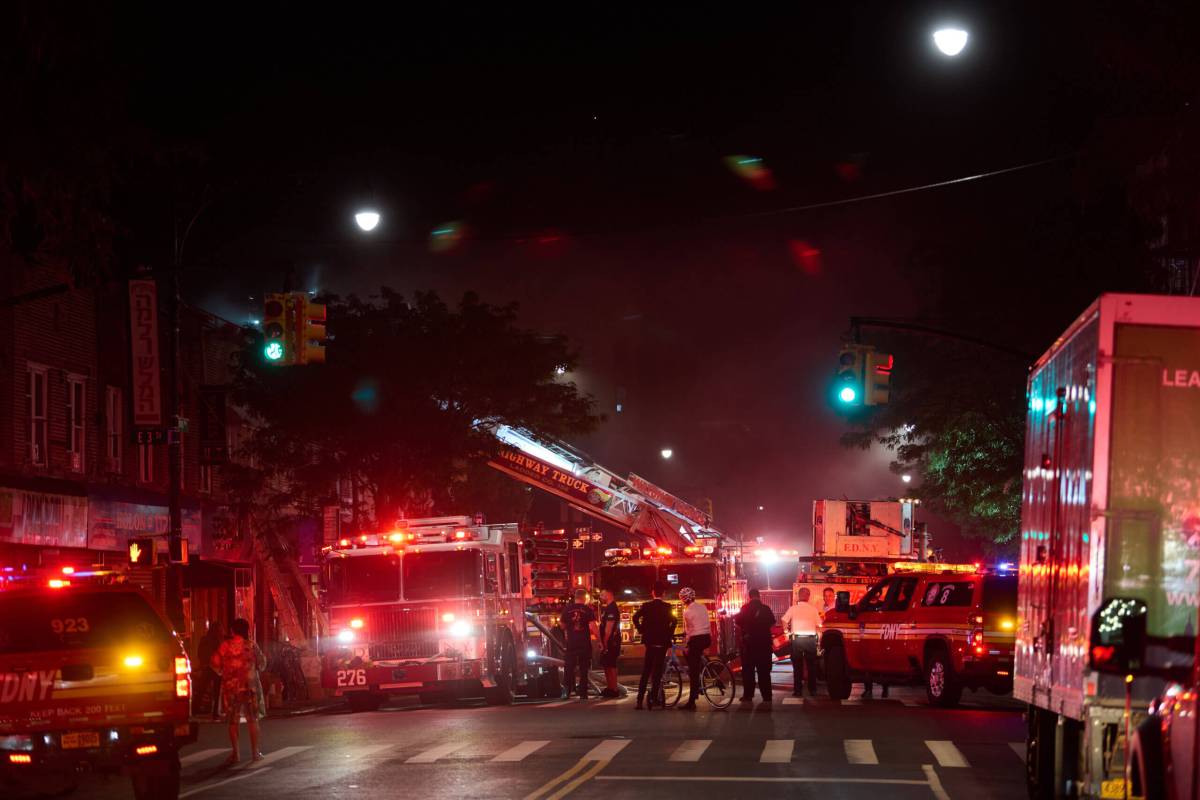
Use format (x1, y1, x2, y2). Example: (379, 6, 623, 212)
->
(781, 587, 822, 697)
(678, 587, 711, 711)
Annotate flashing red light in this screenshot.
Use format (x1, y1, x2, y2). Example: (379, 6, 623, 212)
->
(47, 579, 69, 589)
(175, 678, 190, 698)
(974, 645, 985, 656)
(338, 538, 350, 547)
(642, 549, 652, 557)
(135, 744, 159, 756)
(359, 535, 368, 542)
(9, 753, 32, 764)
(60, 566, 75, 575)
(1091, 645, 1115, 664)
(454, 530, 468, 540)
(656, 547, 672, 556)
(174, 657, 189, 675)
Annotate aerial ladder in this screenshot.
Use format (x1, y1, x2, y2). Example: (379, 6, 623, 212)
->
(487, 424, 724, 550)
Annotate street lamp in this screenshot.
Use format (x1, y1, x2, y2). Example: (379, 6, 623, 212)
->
(933, 28, 969, 56)
(901, 474, 913, 484)
(355, 210, 381, 232)
(660, 448, 673, 460)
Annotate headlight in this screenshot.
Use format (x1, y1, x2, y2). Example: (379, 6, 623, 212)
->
(349, 618, 365, 629)
(1000, 618, 1015, 631)
(448, 620, 473, 638)
(337, 629, 356, 644)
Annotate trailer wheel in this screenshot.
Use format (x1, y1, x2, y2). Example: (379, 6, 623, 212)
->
(1130, 715, 1166, 800)
(924, 647, 962, 707)
(823, 641, 851, 700)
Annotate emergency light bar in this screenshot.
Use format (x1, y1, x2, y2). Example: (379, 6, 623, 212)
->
(325, 528, 479, 552)
(891, 561, 978, 574)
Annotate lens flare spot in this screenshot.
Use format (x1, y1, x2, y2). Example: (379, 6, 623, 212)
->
(788, 240, 823, 275)
(724, 155, 776, 191)
(429, 221, 466, 254)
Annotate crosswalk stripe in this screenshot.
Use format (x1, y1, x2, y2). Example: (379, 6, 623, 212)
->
(1009, 742, 1025, 760)
(584, 739, 631, 760)
(339, 744, 394, 760)
(925, 740, 970, 768)
(242, 746, 311, 770)
(844, 739, 879, 765)
(670, 740, 712, 762)
(180, 748, 228, 766)
(492, 741, 551, 762)
(782, 697, 804, 705)
(539, 700, 574, 708)
(407, 742, 468, 763)
(760, 740, 794, 763)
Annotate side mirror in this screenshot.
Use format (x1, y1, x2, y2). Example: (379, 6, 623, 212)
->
(1089, 597, 1148, 675)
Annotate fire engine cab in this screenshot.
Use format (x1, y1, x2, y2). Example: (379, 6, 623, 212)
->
(820, 562, 1018, 706)
(320, 516, 545, 709)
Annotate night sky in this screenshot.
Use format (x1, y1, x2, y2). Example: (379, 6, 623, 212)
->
(95, 3, 1198, 557)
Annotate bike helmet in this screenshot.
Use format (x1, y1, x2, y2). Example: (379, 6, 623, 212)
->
(679, 587, 696, 603)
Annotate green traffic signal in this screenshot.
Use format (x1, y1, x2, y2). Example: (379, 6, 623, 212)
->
(839, 386, 857, 403)
(264, 341, 285, 361)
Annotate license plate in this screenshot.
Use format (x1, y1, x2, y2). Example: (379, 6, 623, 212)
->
(61, 731, 100, 750)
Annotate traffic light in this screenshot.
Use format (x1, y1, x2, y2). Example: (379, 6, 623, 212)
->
(262, 293, 292, 365)
(835, 345, 866, 406)
(128, 537, 156, 566)
(300, 297, 326, 365)
(865, 351, 894, 406)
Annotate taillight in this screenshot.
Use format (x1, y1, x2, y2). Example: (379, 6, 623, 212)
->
(971, 629, 984, 655)
(135, 744, 159, 756)
(176, 677, 191, 698)
(9, 754, 32, 764)
(175, 656, 189, 675)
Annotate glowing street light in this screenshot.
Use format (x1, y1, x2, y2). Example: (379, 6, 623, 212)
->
(901, 474, 913, 484)
(355, 210, 381, 232)
(933, 28, 969, 56)
(660, 448, 673, 460)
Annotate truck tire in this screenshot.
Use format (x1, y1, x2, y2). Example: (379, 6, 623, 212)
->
(1025, 705, 1056, 800)
(540, 666, 562, 699)
(823, 641, 851, 701)
(130, 754, 181, 800)
(346, 692, 385, 712)
(1130, 715, 1166, 800)
(484, 641, 516, 706)
(924, 647, 962, 707)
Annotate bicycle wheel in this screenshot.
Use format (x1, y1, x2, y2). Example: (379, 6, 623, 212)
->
(701, 660, 736, 709)
(659, 665, 684, 708)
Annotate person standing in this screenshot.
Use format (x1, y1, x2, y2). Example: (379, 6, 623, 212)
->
(735, 588, 776, 705)
(678, 587, 710, 711)
(598, 589, 622, 698)
(558, 588, 599, 699)
(196, 622, 225, 720)
(781, 588, 822, 697)
(211, 618, 266, 765)
(632, 582, 676, 709)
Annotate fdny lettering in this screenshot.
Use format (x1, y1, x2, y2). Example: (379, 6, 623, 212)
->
(880, 624, 901, 640)
(1162, 369, 1200, 388)
(0, 671, 56, 704)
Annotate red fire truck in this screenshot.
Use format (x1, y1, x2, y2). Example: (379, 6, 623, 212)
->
(319, 516, 550, 709)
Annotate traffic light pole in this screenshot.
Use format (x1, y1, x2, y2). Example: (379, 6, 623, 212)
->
(848, 316, 1033, 360)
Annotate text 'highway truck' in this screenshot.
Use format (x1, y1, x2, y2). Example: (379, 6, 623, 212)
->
(1016, 294, 1200, 799)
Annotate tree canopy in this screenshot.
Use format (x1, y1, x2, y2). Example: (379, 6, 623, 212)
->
(231, 288, 601, 530)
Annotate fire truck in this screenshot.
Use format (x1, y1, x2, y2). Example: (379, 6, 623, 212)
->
(795, 499, 923, 606)
(320, 516, 548, 709)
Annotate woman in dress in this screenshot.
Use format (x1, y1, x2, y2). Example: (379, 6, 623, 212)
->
(211, 617, 267, 764)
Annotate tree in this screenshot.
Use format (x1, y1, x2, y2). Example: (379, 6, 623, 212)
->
(231, 288, 600, 532)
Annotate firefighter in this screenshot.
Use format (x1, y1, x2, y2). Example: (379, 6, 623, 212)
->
(781, 587, 821, 697)
(598, 588, 622, 698)
(735, 588, 776, 706)
(633, 582, 676, 710)
(559, 588, 599, 699)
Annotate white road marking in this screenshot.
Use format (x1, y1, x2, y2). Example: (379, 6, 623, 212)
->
(340, 744, 394, 760)
(539, 700, 574, 708)
(241, 746, 311, 770)
(583, 739, 631, 760)
(492, 740, 551, 762)
(923, 764, 952, 800)
(1010, 741, 1025, 759)
(180, 748, 228, 766)
(782, 697, 804, 705)
(179, 766, 272, 798)
(406, 742, 468, 763)
(925, 740, 970, 768)
(760, 739, 794, 763)
(670, 740, 712, 762)
(844, 739, 879, 765)
(597, 776, 930, 786)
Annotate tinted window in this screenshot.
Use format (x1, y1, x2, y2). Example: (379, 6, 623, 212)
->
(920, 581, 975, 607)
(859, 579, 894, 612)
(597, 565, 657, 601)
(0, 591, 170, 654)
(658, 564, 719, 600)
(327, 554, 401, 604)
(403, 550, 481, 600)
(888, 577, 919, 611)
(983, 575, 1018, 613)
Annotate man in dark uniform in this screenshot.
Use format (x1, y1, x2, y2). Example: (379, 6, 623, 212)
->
(558, 588, 598, 699)
(598, 588, 621, 698)
(632, 582, 676, 709)
(735, 588, 776, 705)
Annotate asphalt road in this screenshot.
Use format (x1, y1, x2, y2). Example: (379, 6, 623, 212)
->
(49, 676, 1027, 800)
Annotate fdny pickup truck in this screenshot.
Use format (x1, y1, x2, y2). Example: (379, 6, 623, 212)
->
(0, 576, 196, 800)
(820, 562, 1017, 706)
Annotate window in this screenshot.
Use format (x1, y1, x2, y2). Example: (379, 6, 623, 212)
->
(887, 577, 920, 611)
(106, 386, 123, 472)
(858, 579, 895, 612)
(27, 365, 48, 465)
(920, 581, 976, 608)
(199, 464, 212, 494)
(507, 542, 521, 594)
(66, 375, 85, 472)
(138, 443, 154, 484)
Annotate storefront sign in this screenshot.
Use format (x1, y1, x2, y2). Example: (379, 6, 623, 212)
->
(0, 489, 88, 548)
(87, 498, 199, 553)
(128, 280, 163, 427)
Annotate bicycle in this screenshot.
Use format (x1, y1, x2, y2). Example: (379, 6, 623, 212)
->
(655, 637, 737, 709)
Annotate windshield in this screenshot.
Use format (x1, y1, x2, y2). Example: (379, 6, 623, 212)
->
(402, 550, 482, 600)
(597, 565, 657, 601)
(983, 575, 1018, 614)
(658, 564, 720, 600)
(0, 591, 171, 654)
(327, 554, 401, 605)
